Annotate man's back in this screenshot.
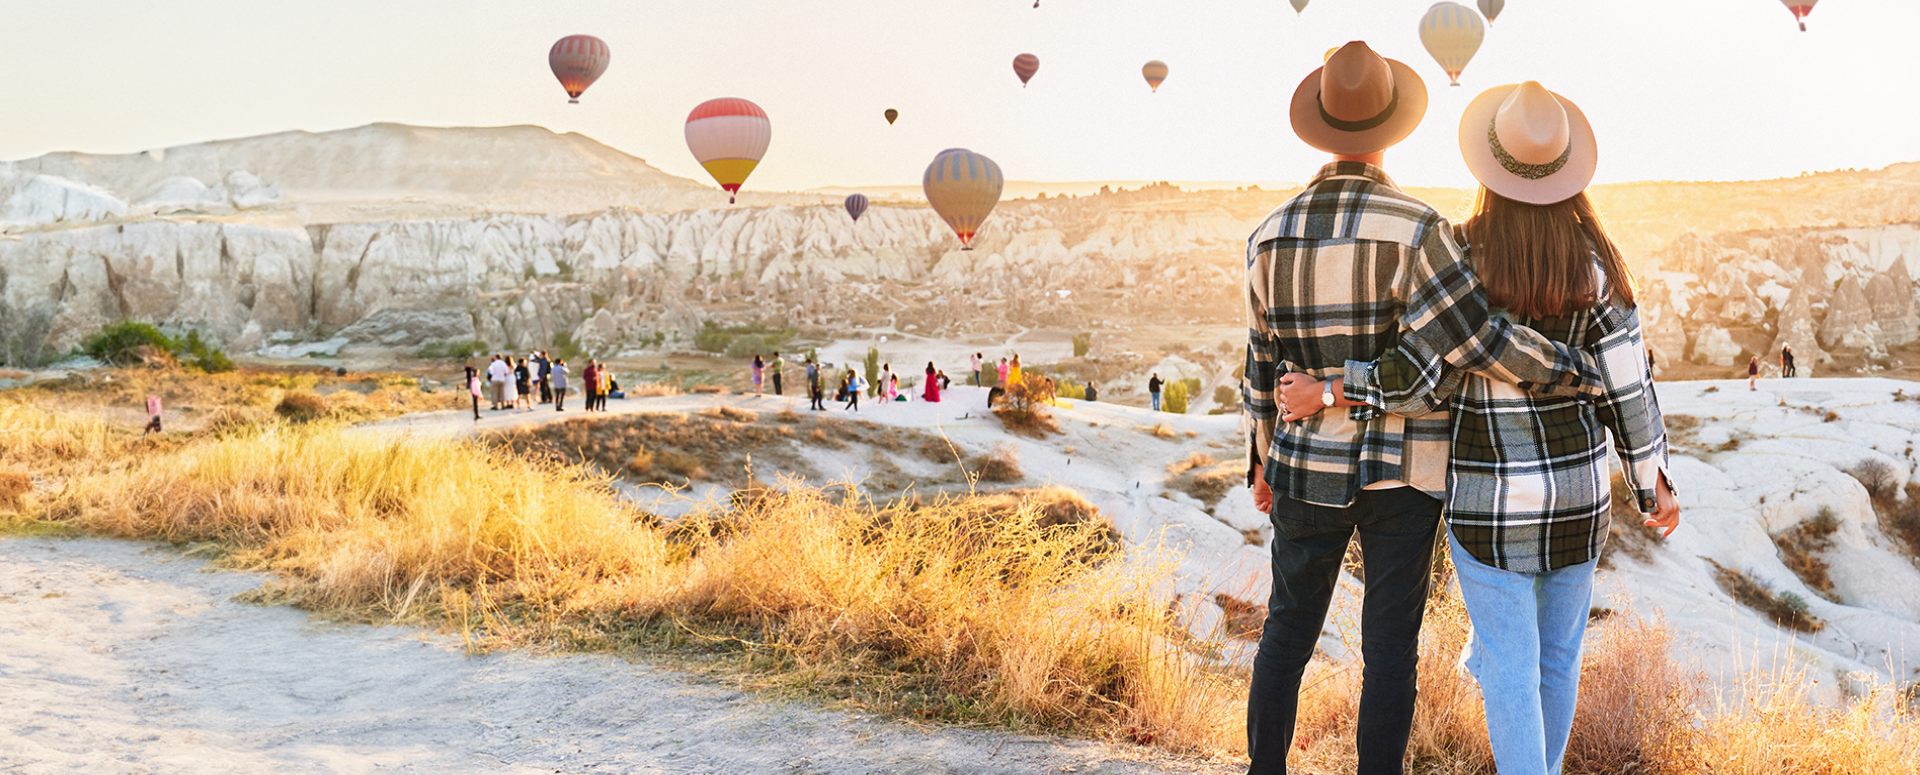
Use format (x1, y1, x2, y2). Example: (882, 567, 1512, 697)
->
(1245, 161, 1452, 507)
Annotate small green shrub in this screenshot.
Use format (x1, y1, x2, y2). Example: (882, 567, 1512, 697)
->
(81, 321, 231, 372)
(1163, 380, 1189, 414)
(274, 391, 332, 423)
(415, 340, 487, 361)
(1071, 332, 1092, 358)
(1213, 385, 1239, 408)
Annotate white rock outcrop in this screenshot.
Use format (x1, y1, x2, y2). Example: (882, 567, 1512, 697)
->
(1, 174, 127, 226)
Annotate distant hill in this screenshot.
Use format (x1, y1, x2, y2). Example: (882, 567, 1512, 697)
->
(0, 123, 826, 221)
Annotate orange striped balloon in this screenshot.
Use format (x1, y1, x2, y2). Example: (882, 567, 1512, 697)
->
(1142, 60, 1168, 92)
(685, 98, 771, 204)
(548, 35, 610, 104)
(923, 148, 1003, 250)
(1013, 54, 1039, 87)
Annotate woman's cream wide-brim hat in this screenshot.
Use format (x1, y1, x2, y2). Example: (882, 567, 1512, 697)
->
(1290, 41, 1429, 155)
(1459, 81, 1597, 205)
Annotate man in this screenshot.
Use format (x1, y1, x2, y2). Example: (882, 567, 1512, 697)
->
(769, 351, 785, 396)
(806, 358, 824, 411)
(535, 350, 552, 403)
(1781, 344, 1796, 378)
(1240, 42, 1597, 775)
(1147, 372, 1163, 412)
(486, 354, 512, 410)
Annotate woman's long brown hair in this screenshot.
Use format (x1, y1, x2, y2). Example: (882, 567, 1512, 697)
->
(1461, 188, 1635, 319)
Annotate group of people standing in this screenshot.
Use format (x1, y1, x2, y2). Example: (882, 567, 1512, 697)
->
(768, 353, 952, 412)
(463, 351, 620, 420)
(1243, 43, 1678, 775)
(967, 352, 1025, 390)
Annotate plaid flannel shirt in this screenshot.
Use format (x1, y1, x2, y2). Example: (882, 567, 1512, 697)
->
(1243, 162, 1597, 508)
(1350, 258, 1672, 573)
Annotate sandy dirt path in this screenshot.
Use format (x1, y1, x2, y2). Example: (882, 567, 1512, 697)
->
(0, 536, 1231, 774)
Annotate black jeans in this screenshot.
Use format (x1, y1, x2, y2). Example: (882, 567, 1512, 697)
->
(1247, 486, 1442, 775)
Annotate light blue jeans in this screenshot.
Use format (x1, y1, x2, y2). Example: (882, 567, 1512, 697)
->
(1448, 530, 1597, 775)
(1150, 392, 1161, 411)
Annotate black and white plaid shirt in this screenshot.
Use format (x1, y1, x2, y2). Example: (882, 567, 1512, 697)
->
(1243, 162, 1596, 509)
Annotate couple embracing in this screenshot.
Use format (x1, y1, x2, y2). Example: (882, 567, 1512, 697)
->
(1241, 42, 1680, 775)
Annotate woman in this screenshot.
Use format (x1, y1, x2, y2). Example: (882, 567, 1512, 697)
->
(1748, 355, 1760, 391)
(751, 354, 765, 396)
(597, 364, 614, 409)
(1009, 354, 1023, 388)
(843, 369, 862, 412)
(465, 364, 482, 421)
(500, 358, 520, 410)
(514, 358, 533, 410)
(924, 362, 941, 402)
(880, 363, 895, 402)
(996, 358, 1010, 387)
(550, 359, 570, 411)
(1283, 82, 1678, 775)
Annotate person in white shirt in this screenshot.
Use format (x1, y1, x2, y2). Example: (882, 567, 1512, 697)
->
(486, 354, 511, 410)
(970, 352, 984, 386)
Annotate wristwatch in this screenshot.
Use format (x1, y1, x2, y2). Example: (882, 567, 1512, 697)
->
(1321, 379, 1336, 408)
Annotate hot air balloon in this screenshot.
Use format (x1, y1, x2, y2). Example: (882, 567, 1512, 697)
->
(1477, 0, 1504, 23)
(1013, 54, 1040, 87)
(1142, 60, 1169, 92)
(1290, 0, 1310, 14)
(685, 98, 771, 205)
(884, 108, 899, 125)
(922, 149, 1003, 251)
(1781, 0, 1819, 31)
(548, 35, 610, 104)
(844, 193, 869, 223)
(1418, 2, 1485, 87)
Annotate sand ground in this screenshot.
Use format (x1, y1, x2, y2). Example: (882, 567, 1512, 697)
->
(0, 535, 1234, 774)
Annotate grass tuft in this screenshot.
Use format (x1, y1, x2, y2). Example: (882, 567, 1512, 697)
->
(976, 443, 1024, 483)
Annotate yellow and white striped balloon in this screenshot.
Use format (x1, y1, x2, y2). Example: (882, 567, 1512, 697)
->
(922, 148, 1003, 250)
(684, 98, 771, 204)
(1418, 2, 1486, 87)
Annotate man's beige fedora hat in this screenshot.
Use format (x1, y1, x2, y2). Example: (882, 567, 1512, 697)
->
(1290, 41, 1429, 155)
(1459, 81, 1597, 205)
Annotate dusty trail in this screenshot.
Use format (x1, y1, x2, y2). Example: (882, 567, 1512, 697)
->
(0, 536, 1229, 774)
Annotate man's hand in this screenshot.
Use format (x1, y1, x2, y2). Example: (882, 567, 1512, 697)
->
(1644, 473, 1680, 538)
(1253, 463, 1273, 514)
(1279, 373, 1329, 422)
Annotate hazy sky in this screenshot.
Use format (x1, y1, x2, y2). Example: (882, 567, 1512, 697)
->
(2, 0, 1916, 191)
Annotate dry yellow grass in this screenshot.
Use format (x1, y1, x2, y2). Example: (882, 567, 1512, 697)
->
(4, 399, 1916, 770)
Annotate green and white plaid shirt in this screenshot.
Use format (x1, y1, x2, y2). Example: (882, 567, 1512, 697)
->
(1350, 258, 1672, 573)
(1242, 162, 1596, 509)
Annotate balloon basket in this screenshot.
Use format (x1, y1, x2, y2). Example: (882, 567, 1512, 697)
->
(568, 98, 580, 104)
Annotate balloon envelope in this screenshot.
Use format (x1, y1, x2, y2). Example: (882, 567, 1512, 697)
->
(844, 193, 869, 223)
(548, 35, 610, 103)
(1781, 0, 1818, 30)
(685, 98, 771, 204)
(1477, 0, 1503, 22)
(1142, 60, 1168, 92)
(1290, 0, 1309, 13)
(1418, 2, 1485, 86)
(1013, 53, 1039, 86)
(884, 108, 899, 125)
(922, 149, 1003, 250)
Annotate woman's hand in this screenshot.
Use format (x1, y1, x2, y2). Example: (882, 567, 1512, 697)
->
(1279, 374, 1330, 422)
(1644, 472, 1680, 538)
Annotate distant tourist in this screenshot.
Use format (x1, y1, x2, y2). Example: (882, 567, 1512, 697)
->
(487, 354, 511, 410)
(1147, 372, 1163, 411)
(924, 362, 941, 402)
(144, 395, 163, 434)
(936, 369, 952, 391)
(1009, 354, 1023, 387)
(880, 363, 895, 402)
(971, 352, 984, 386)
(890, 372, 902, 401)
(1085, 382, 1098, 402)
(996, 357, 1009, 387)
(581, 361, 599, 412)
(465, 365, 481, 421)
(596, 362, 613, 410)
(550, 359, 569, 411)
(514, 358, 533, 410)
(1269, 63, 1677, 775)
(842, 369, 861, 411)
(806, 358, 825, 411)
(1748, 355, 1760, 391)
(1781, 345, 1796, 378)
(499, 356, 519, 410)
(751, 354, 765, 396)
(770, 351, 785, 396)
(536, 350, 553, 403)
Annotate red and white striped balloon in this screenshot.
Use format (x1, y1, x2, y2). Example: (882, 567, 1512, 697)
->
(548, 35, 610, 104)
